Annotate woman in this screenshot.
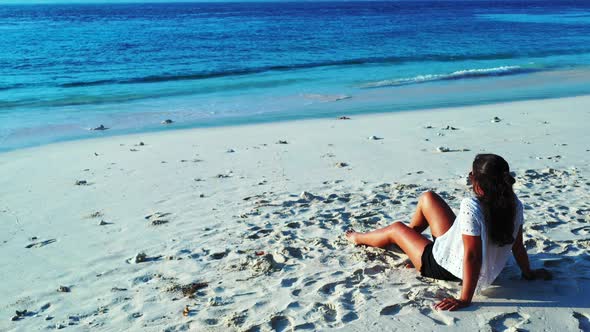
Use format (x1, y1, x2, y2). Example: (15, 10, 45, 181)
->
(345, 154, 551, 311)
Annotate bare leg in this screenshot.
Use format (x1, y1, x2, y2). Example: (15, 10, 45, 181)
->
(345, 191, 456, 271)
(346, 222, 431, 271)
(408, 191, 456, 238)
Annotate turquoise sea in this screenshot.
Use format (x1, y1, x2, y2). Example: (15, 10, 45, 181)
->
(1, 1, 590, 151)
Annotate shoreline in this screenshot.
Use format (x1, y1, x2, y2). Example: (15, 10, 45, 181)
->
(3, 68, 590, 153)
(1, 95, 589, 331)
(3, 92, 590, 156)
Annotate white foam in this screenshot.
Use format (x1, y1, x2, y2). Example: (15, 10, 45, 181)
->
(361, 66, 524, 88)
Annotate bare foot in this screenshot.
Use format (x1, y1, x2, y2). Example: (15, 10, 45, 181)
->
(345, 229, 359, 244)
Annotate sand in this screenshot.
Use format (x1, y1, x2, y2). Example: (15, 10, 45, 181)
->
(1, 95, 589, 331)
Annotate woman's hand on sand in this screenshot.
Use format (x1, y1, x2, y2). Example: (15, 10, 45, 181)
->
(434, 297, 469, 311)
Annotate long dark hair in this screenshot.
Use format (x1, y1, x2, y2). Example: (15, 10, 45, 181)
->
(471, 154, 516, 246)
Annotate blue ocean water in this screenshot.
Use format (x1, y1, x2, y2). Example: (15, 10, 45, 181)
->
(1, 1, 590, 151)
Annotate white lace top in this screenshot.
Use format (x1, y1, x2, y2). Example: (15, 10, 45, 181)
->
(432, 196, 523, 289)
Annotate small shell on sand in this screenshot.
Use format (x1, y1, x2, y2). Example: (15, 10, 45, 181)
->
(89, 125, 108, 131)
(161, 119, 174, 124)
(167, 282, 208, 298)
(57, 286, 70, 293)
(436, 146, 450, 153)
(135, 252, 147, 263)
(335, 162, 349, 168)
(87, 211, 102, 218)
(11, 310, 28, 321)
(150, 219, 168, 226)
(491, 116, 502, 123)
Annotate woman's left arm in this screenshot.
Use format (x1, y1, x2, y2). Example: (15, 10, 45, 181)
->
(435, 234, 482, 311)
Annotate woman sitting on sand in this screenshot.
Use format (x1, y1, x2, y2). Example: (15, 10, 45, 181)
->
(346, 153, 551, 311)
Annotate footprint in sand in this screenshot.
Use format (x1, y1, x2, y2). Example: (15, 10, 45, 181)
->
(318, 270, 363, 296)
(363, 264, 388, 276)
(293, 322, 315, 330)
(319, 281, 341, 295)
(282, 246, 304, 259)
(286, 221, 301, 229)
(573, 311, 590, 332)
(203, 318, 218, 326)
(280, 277, 298, 287)
(341, 311, 359, 323)
(313, 302, 338, 323)
(489, 312, 529, 332)
(247, 228, 272, 240)
(270, 315, 293, 332)
(572, 226, 590, 236)
(380, 304, 402, 316)
(224, 310, 248, 328)
(210, 251, 228, 260)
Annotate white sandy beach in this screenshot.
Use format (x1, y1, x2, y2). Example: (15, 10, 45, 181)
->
(1, 95, 590, 331)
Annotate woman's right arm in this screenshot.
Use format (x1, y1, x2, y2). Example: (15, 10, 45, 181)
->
(511, 226, 552, 280)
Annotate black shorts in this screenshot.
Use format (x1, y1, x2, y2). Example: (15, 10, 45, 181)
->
(420, 242, 461, 282)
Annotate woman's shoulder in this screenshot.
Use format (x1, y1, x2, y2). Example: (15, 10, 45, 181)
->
(459, 196, 484, 218)
(461, 195, 522, 208)
(460, 196, 480, 209)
